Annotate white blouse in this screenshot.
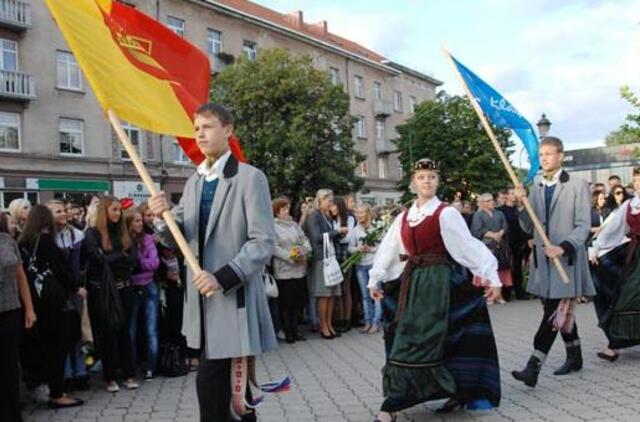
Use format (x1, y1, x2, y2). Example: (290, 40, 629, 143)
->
(591, 197, 639, 258)
(368, 197, 501, 288)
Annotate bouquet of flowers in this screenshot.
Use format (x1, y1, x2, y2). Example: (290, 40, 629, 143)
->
(341, 214, 392, 272)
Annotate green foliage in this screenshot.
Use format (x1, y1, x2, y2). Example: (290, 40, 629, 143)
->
(211, 48, 364, 203)
(605, 85, 640, 146)
(395, 92, 514, 202)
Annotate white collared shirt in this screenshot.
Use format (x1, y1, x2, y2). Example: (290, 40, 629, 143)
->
(196, 150, 231, 182)
(368, 197, 501, 288)
(541, 168, 562, 187)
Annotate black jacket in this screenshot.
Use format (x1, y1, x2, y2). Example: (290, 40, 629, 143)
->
(82, 227, 137, 285)
(20, 232, 75, 294)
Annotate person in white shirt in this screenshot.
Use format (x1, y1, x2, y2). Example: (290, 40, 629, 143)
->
(367, 158, 501, 422)
(349, 203, 381, 334)
(590, 166, 640, 362)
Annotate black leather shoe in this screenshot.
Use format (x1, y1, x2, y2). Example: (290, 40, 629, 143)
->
(48, 398, 84, 409)
(597, 351, 619, 362)
(554, 345, 583, 375)
(321, 332, 335, 340)
(512, 356, 542, 387)
(436, 398, 463, 414)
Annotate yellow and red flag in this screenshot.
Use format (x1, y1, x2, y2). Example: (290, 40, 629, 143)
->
(44, 0, 243, 164)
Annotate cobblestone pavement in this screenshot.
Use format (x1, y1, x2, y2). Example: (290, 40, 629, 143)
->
(24, 300, 640, 422)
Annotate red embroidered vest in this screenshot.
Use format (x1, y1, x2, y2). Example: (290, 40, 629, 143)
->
(627, 203, 640, 237)
(401, 203, 447, 256)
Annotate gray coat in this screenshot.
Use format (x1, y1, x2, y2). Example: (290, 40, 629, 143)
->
(156, 155, 277, 359)
(519, 170, 595, 299)
(471, 209, 508, 244)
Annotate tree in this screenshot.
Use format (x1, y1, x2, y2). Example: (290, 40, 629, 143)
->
(395, 92, 514, 202)
(605, 85, 640, 146)
(211, 48, 364, 204)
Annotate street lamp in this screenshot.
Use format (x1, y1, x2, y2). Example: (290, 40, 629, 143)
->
(536, 113, 551, 139)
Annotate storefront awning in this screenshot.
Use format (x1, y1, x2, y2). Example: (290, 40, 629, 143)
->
(37, 178, 110, 192)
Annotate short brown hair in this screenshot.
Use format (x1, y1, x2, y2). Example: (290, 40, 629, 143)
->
(540, 136, 564, 153)
(272, 196, 291, 217)
(195, 103, 234, 126)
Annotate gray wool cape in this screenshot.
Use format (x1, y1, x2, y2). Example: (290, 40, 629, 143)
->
(155, 155, 277, 360)
(519, 169, 595, 299)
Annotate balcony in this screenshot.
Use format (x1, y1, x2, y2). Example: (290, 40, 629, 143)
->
(376, 138, 395, 154)
(0, 70, 36, 101)
(0, 0, 31, 31)
(373, 100, 393, 118)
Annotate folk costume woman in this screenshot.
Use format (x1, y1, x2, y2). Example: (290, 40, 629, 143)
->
(590, 167, 640, 361)
(368, 159, 502, 422)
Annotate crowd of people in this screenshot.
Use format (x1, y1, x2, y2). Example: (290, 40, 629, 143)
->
(0, 194, 188, 419)
(2, 170, 631, 417)
(3, 104, 640, 422)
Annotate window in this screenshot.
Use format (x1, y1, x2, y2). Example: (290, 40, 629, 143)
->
(243, 40, 257, 61)
(56, 51, 82, 90)
(373, 81, 382, 100)
(166, 16, 185, 37)
(206, 29, 223, 69)
(354, 75, 364, 99)
(1, 191, 38, 210)
(378, 157, 387, 179)
(329, 67, 340, 85)
(375, 119, 385, 140)
(0, 112, 20, 151)
(59, 118, 83, 155)
(394, 91, 403, 111)
(359, 161, 368, 177)
(120, 122, 141, 160)
(355, 115, 366, 139)
(172, 139, 190, 164)
(0, 39, 17, 71)
(409, 96, 418, 113)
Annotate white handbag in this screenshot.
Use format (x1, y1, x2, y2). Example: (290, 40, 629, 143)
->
(323, 232, 344, 287)
(262, 268, 279, 298)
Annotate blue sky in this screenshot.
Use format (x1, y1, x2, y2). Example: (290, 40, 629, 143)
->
(259, 0, 640, 150)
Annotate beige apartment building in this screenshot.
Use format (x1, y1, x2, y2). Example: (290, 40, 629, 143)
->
(0, 0, 442, 208)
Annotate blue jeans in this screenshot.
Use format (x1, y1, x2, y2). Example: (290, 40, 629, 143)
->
(130, 282, 159, 374)
(355, 264, 381, 326)
(64, 341, 87, 379)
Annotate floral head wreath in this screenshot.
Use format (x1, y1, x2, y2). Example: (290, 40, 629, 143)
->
(411, 158, 439, 174)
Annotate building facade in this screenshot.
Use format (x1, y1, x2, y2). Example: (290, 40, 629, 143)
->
(0, 0, 441, 209)
(563, 143, 640, 186)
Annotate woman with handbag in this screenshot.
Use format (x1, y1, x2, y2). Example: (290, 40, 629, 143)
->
(331, 196, 356, 333)
(272, 197, 312, 343)
(368, 159, 502, 422)
(18, 205, 84, 409)
(126, 209, 160, 381)
(82, 196, 139, 393)
(306, 189, 348, 339)
(0, 213, 37, 421)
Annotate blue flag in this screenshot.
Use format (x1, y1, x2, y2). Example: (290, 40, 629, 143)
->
(451, 55, 540, 183)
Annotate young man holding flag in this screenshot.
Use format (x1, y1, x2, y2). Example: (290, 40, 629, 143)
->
(149, 104, 277, 421)
(512, 136, 595, 387)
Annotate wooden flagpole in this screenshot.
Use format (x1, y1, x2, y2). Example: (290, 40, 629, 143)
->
(442, 48, 570, 284)
(107, 110, 216, 297)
